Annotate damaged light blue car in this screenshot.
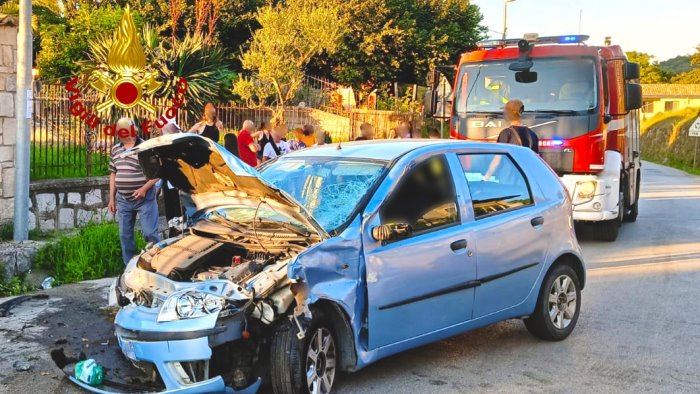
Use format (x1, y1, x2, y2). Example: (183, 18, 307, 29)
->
(106, 133, 585, 394)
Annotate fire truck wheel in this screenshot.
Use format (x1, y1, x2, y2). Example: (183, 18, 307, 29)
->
(623, 172, 640, 223)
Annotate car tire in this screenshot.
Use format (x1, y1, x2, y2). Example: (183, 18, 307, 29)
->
(524, 264, 581, 341)
(270, 312, 338, 394)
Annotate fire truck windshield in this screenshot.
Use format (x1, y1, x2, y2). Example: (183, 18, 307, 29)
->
(454, 57, 597, 115)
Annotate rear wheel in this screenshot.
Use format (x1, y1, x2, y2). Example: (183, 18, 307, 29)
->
(524, 264, 581, 341)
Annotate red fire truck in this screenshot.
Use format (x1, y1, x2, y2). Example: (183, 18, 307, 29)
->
(432, 34, 642, 241)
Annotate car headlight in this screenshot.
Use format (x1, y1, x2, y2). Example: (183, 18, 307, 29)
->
(573, 180, 597, 204)
(158, 291, 224, 322)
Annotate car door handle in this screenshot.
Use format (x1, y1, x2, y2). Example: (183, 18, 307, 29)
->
(531, 216, 544, 227)
(450, 239, 467, 252)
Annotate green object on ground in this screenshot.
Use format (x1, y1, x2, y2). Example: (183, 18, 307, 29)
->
(75, 359, 104, 386)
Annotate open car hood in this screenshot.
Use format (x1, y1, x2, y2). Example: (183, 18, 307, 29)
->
(125, 133, 328, 238)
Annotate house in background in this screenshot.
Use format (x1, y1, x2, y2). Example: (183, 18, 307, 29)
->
(641, 84, 700, 120)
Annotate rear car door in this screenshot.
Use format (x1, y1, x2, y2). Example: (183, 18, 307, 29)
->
(363, 153, 477, 349)
(457, 153, 547, 318)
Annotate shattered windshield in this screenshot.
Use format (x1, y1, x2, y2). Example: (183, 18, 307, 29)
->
(260, 157, 387, 232)
(454, 57, 598, 114)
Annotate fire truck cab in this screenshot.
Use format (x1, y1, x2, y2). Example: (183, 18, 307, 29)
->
(435, 34, 642, 241)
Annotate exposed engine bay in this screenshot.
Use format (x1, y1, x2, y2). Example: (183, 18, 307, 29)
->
(113, 216, 319, 392)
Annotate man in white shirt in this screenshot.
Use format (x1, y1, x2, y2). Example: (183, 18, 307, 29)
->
(262, 124, 291, 162)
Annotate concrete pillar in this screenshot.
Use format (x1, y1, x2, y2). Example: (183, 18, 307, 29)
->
(0, 15, 18, 224)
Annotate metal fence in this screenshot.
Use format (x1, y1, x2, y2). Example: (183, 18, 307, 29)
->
(30, 83, 422, 179)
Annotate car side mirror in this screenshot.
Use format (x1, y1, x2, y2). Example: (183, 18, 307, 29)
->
(371, 223, 413, 242)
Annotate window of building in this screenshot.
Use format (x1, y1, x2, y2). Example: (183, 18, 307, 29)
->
(664, 100, 680, 112)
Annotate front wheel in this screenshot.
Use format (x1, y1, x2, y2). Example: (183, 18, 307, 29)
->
(270, 314, 338, 394)
(524, 264, 581, 341)
(624, 171, 641, 223)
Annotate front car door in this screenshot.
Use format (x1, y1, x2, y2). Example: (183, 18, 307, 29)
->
(363, 153, 477, 349)
(456, 152, 547, 318)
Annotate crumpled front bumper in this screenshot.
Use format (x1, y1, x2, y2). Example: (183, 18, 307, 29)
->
(85, 303, 261, 394)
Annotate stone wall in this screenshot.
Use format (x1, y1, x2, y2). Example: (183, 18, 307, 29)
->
(0, 15, 17, 223)
(29, 177, 113, 231)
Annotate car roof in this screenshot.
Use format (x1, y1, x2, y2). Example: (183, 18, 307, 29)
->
(283, 139, 521, 161)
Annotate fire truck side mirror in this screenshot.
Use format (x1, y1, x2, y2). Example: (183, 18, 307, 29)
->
(625, 83, 643, 111)
(624, 62, 641, 80)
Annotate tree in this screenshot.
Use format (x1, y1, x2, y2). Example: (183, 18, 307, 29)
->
(235, 0, 346, 118)
(36, 6, 131, 82)
(671, 44, 700, 84)
(310, 0, 486, 90)
(660, 55, 695, 75)
(626, 51, 671, 84)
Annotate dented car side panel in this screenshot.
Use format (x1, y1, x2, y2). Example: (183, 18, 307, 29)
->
(290, 144, 585, 370)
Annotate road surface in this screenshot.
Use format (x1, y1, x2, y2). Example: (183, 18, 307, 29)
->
(1, 161, 698, 394)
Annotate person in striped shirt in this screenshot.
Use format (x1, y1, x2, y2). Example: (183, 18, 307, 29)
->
(108, 118, 160, 265)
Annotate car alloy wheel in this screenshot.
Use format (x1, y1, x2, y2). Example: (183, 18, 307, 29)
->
(306, 327, 336, 394)
(548, 275, 577, 329)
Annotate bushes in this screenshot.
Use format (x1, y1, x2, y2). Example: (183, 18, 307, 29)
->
(0, 275, 35, 297)
(34, 222, 146, 284)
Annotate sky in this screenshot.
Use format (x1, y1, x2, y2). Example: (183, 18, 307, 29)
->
(471, 0, 698, 61)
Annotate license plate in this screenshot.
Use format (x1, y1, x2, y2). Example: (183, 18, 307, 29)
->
(119, 337, 137, 361)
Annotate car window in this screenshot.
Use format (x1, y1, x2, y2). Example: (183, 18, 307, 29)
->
(380, 155, 459, 236)
(458, 153, 533, 218)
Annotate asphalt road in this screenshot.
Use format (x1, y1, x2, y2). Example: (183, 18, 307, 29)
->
(1, 161, 699, 394)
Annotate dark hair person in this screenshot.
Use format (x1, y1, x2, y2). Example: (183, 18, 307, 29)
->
(257, 120, 272, 161)
(189, 102, 223, 143)
(224, 133, 239, 157)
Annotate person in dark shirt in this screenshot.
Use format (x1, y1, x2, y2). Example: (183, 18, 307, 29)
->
(496, 99, 539, 153)
(224, 133, 239, 157)
(257, 121, 272, 161)
(484, 99, 539, 181)
(189, 102, 223, 143)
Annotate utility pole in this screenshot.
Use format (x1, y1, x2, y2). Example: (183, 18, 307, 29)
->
(502, 0, 517, 39)
(13, 0, 32, 241)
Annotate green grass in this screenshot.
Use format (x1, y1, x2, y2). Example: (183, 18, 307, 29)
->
(31, 143, 110, 180)
(0, 222, 56, 241)
(0, 275, 35, 297)
(34, 222, 146, 284)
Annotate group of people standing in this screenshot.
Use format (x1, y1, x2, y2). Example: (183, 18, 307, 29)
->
(188, 103, 333, 167)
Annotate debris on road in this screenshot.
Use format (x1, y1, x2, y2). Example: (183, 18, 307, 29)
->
(41, 277, 56, 290)
(12, 360, 31, 372)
